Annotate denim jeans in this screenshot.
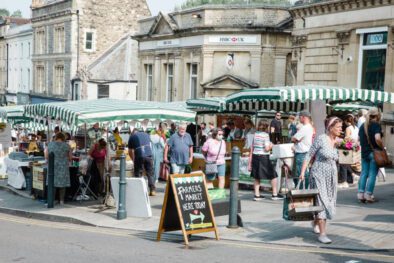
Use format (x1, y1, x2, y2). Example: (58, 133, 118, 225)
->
(294, 152, 309, 189)
(171, 163, 186, 175)
(358, 152, 378, 195)
(134, 156, 155, 190)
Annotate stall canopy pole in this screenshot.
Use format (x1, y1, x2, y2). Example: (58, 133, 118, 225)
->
(84, 123, 87, 153)
(254, 110, 258, 127)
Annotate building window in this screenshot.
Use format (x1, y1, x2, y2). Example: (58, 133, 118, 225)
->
(85, 31, 94, 51)
(36, 65, 45, 93)
(54, 65, 64, 95)
(189, 63, 198, 99)
(72, 83, 80, 100)
(35, 28, 46, 54)
(54, 25, 65, 53)
(357, 29, 388, 91)
(98, 84, 109, 99)
(27, 69, 30, 91)
(145, 64, 153, 101)
(166, 63, 174, 102)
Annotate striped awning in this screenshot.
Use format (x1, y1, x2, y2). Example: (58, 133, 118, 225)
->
(331, 103, 375, 112)
(186, 97, 227, 112)
(24, 99, 196, 129)
(0, 105, 25, 120)
(226, 85, 394, 112)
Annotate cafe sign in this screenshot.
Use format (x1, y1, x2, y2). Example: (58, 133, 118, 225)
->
(209, 35, 257, 44)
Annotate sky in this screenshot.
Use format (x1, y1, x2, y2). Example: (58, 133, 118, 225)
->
(0, 0, 186, 18)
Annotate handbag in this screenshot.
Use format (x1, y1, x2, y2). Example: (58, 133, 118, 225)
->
(159, 162, 169, 181)
(205, 141, 222, 175)
(365, 124, 392, 168)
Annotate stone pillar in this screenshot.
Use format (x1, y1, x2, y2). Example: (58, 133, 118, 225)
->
(154, 55, 161, 101)
(310, 99, 326, 136)
(250, 51, 261, 85)
(174, 55, 182, 100)
(273, 52, 288, 86)
(202, 50, 214, 88)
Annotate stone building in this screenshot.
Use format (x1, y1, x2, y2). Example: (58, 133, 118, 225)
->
(5, 23, 33, 105)
(133, 5, 293, 102)
(0, 17, 30, 105)
(30, 0, 150, 103)
(289, 0, 394, 150)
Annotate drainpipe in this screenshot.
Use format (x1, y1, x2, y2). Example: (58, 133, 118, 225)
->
(76, 10, 80, 72)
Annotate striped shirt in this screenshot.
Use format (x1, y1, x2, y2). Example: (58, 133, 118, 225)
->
(252, 131, 271, 155)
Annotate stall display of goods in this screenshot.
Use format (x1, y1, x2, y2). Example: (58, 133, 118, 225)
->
(338, 139, 361, 165)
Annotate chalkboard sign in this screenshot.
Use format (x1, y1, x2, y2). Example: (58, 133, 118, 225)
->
(157, 173, 219, 245)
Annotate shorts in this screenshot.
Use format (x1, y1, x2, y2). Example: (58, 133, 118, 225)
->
(206, 164, 226, 181)
(251, 154, 277, 180)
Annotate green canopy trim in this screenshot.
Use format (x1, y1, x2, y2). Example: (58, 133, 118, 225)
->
(24, 99, 196, 129)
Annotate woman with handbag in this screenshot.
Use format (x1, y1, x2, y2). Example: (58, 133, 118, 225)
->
(150, 128, 165, 182)
(202, 128, 226, 189)
(299, 117, 342, 244)
(248, 120, 283, 201)
(357, 107, 384, 203)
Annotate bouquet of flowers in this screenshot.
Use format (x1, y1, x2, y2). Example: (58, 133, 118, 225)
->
(338, 138, 360, 156)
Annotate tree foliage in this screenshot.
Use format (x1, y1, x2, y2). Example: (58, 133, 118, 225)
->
(0, 9, 10, 17)
(11, 10, 22, 18)
(178, 0, 291, 10)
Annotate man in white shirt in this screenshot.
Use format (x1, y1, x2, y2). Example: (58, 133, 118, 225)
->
(357, 109, 368, 129)
(292, 110, 314, 188)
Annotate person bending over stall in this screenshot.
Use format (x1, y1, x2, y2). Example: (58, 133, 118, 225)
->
(45, 132, 72, 205)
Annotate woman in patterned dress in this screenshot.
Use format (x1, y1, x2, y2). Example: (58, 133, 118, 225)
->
(45, 132, 72, 205)
(300, 117, 342, 244)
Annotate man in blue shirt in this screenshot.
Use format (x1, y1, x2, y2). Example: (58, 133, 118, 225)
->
(128, 129, 155, 196)
(164, 124, 193, 174)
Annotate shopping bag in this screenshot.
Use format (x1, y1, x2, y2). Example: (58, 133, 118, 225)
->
(159, 162, 169, 181)
(282, 193, 292, 221)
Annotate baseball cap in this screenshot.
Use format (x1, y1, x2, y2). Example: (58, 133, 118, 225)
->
(299, 110, 311, 117)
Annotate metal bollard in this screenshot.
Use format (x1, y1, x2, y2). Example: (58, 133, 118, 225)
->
(47, 152, 55, 208)
(228, 146, 240, 228)
(117, 153, 127, 220)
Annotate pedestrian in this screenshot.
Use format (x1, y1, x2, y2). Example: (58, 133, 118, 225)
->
(150, 128, 165, 183)
(199, 122, 209, 146)
(87, 123, 103, 149)
(202, 128, 226, 189)
(299, 116, 343, 244)
(227, 120, 242, 140)
(357, 109, 368, 129)
(45, 132, 72, 205)
(164, 123, 194, 174)
(128, 129, 156, 196)
(169, 123, 177, 137)
(291, 110, 314, 188)
(357, 107, 383, 203)
(287, 115, 297, 141)
(248, 120, 284, 201)
(89, 138, 107, 196)
(243, 118, 256, 149)
(270, 112, 282, 144)
(338, 114, 360, 188)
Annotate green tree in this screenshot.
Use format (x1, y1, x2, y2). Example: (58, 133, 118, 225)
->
(11, 10, 22, 18)
(0, 8, 10, 17)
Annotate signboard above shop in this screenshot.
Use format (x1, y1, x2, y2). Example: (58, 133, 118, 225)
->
(208, 35, 258, 44)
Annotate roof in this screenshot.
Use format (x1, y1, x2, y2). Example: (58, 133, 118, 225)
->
(201, 74, 259, 89)
(0, 17, 30, 26)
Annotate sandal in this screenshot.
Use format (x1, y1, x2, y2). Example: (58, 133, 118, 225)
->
(357, 193, 366, 203)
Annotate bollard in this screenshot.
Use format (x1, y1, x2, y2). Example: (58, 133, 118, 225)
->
(117, 153, 127, 220)
(228, 146, 240, 228)
(47, 152, 55, 208)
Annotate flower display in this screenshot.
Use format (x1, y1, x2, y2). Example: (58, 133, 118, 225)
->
(338, 138, 360, 155)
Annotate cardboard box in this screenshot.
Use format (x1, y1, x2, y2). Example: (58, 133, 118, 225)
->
(272, 143, 294, 159)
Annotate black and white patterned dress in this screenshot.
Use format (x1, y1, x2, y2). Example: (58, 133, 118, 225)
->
(305, 134, 338, 220)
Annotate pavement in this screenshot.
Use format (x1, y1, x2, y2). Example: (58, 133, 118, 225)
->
(0, 172, 393, 252)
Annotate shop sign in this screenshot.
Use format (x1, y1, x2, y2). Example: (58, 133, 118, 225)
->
(157, 39, 180, 47)
(209, 35, 257, 44)
(365, 32, 387, 46)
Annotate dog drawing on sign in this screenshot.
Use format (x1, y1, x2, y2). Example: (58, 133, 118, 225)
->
(190, 210, 205, 223)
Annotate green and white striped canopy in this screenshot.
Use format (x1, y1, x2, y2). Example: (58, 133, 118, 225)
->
(186, 97, 227, 112)
(226, 85, 394, 112)
(0, 105, 25, 120)
(24, 99, 196, 129)
(330, 103, 374, 112)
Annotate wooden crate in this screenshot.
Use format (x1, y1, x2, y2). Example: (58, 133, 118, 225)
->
(287, 189, 323, 221)
(339, 150, 361, 165)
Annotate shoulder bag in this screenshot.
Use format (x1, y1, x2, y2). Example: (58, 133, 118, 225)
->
(365, 124, 392, 168)
(205, 140, 222, 175)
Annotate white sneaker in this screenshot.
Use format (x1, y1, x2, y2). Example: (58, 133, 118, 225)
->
(318, 235, 332, 244)
(311, 222, 320, 234)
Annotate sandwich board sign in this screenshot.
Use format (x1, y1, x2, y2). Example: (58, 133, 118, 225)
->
(157, 173, 219, 245)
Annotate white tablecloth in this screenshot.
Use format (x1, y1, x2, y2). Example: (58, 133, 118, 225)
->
(4, 157, 26, 189)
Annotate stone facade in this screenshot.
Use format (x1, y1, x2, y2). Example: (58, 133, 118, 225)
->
(5, 23, 33, 105)
(133, 5, 293, 102)
(0, 17, 30, 105)
(289, 0, 394, 152)
(31, 0, 150, 102)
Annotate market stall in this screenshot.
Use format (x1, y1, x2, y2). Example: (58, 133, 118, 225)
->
(21, 99, 196, 199)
